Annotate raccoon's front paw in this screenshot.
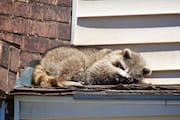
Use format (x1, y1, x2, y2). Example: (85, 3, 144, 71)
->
(57, 81, 83, 88)
(117, 68, 130, 79)
(114, 74, 133, 84)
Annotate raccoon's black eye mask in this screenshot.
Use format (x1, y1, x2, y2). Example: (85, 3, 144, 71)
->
(114, 62, 125, 70)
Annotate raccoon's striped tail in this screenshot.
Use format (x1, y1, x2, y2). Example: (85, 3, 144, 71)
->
(33, 64, 83, 88)
(33, 65, 56, 87)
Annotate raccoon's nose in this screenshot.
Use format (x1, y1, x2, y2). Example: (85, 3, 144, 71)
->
(143, 68, 152, 76)
(138, 74, 143, 78)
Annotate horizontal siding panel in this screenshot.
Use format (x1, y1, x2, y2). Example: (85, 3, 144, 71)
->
(141, 51, 180, 71)
(77, 0, 180, 17)
(143, 78, 180, 85)
(20, 100, 180, 119)
(75, 25, 180, 45)
(73, 14, 180, 45)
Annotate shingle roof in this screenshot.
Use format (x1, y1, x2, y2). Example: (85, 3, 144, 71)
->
(11, 84, 180, 97)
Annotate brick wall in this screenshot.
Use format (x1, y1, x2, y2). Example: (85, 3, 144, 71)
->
(0, 0, 72, 93)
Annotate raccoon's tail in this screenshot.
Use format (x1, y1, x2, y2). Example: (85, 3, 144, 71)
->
(33, 65, 56, 87)
(33, 65, 83, 88)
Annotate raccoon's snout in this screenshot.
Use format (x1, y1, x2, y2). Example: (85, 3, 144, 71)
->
(114, 73, 134, 84)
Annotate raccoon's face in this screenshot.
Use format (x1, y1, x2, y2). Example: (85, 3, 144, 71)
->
(122, 48, 152, 83)
(112, 48, 152, 83)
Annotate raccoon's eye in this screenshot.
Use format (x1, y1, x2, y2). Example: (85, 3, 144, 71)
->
(114, 62, 125, 70)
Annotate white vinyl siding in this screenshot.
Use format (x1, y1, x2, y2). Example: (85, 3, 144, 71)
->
(72, 0, 180, 45)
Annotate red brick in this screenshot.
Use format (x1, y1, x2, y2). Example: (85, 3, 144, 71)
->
(42, 5, 71, 23)
(0, 66, 16, 93)
(0, 15, 12, 32)
(8, 71, 17, 93)
(21, 36, 49, 53)
(0, 43, 10, 68)
(11, 17, 29, 34)
(33, 0, 57, 5)
(0, 66, 8, 92)
(58, 23, 71, 40)
(33, 0, 72, 6)
(16, 0, 29, 2)
(0, 32, 22, 46)
(0, 0, 12, 15)
(57, 0, 72, 7)
(0, 15, 29, 34)
(50, 39, 70, 48)
(15, 2, 43, 20)
(20, 51, 41, 68)
(31, 3, 43, 20)
(30, 20, 58, 38)
(0, 67, 16, 93)
(8, 34, 22, 45)
(10, 47, 20, 72)
(15, 2, 32, 18)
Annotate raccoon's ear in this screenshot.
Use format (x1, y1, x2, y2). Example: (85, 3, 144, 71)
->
(143, 67, 152, 76)
(123, 48, 132, 59)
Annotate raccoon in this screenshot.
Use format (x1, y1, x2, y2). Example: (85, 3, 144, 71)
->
(82, 48, 151, 85)
(32, 46, 151, 87)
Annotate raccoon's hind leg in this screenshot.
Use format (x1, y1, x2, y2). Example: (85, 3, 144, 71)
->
(33, 65, 56, 87)
(54, 57, 85, 88)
